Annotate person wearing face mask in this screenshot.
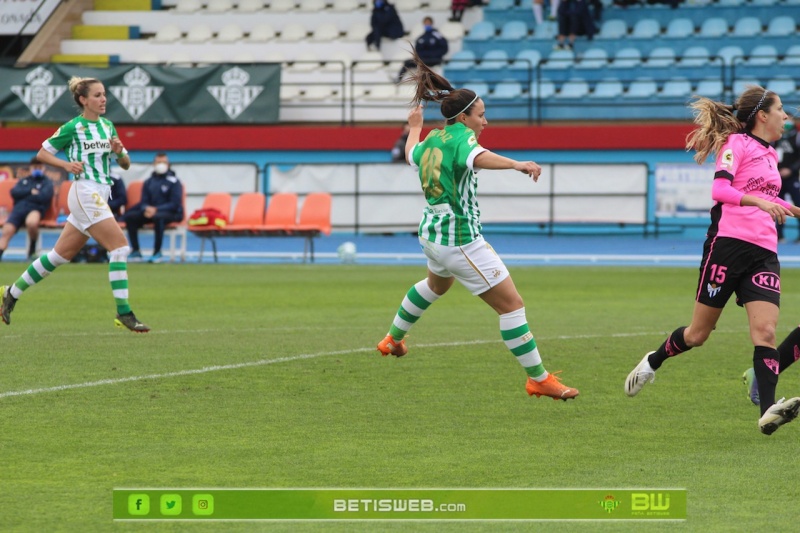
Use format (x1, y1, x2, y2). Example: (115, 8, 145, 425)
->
(123, 153, 183, 263)
(366, 0, 405, 52)
(0, 157, 55, 262)
(396, 17, 448, 83)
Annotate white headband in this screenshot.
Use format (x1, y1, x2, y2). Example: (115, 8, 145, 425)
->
(446, 94, 479, 121)
(746, 89, 769, 123)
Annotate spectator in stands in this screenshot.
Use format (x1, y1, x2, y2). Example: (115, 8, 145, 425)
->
(108, 170, 127, 222)
(451, 0, 484, 23)
(0, 157, 54, 262)
(377, 47, 580, 402)
(532, 0, 559, 26)
(124, 153, 183, 264)
(554, 0, 596, 50)
(366, 0, 405, 51)
(396, 17, 448, 83)
(625, 86, 800, 436)
(776, 116, 800, 242)
(0, 76, 150, 333)
(391, 123, 411, 162)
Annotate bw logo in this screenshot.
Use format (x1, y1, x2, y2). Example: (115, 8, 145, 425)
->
(207, 67, 263, 120)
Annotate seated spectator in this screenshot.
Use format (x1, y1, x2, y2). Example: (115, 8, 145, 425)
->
(451, 0, 484, 22)
(366, 0, 405, 51)
(108, 170, 127, 221)
(123, 153, 183, 263)
(391, 124, 411, 162)
(554, 0, 596, 50)
(532, 0, 559, 25)
(0, 157, 54, 261)
(396, 17, 448, 82)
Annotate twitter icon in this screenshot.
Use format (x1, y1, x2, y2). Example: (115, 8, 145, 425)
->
(160, 494, 182, 516)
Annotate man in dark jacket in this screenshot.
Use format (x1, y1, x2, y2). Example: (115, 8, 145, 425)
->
(366, 0, 405, 51)
(397, 17, 449, 82)
(108, 171, 128, 221)
(0, 157, 54, 261)
(124, 153, 183, 263)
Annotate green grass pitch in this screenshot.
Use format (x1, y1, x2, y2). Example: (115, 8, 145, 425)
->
(1, 263, 799, 532)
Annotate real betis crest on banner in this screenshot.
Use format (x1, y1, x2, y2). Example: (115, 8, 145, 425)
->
(0, 63, 281, 124)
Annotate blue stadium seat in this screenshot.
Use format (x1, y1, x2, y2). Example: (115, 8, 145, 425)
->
(716, 45, 746, 66)
(695, 79, 723, 98)
(680, 46, 711, 67)
(646, 47, 676, 68)
(596, 19, 627, 40)
(590, 79, 624, 99)
(630, 19, 660, 40)
(732, 17, 762, 38)
(627, 79, 658, 99)
(575, 47, 608, 69)
(446, 50, 477, 70)
(466, 21, 497, 41)
(733, 78, 762, 96)
(659, 78, 692, 99)
(718, 0, 744, 5)
(556, 80, 590, 99)
(510, 49, 542, 70)
(529, 80, 556, 99)
(784, 45, 800, 66)
(500, 20, 529, 40)
(751, 0, 779, 4)
(747, 45, 778, 66)
(531, 21, 558, 41)
(612, 47, 642, 68)
(665, 18, 694, 40)
(489, 0, 516, 8)
(491, 81, 523, 99)
(464, 81, 491, 98)
(766, 16, 795, 37)
(477, 50, 510, 71)
(766, 77, 796, 96)
(699, 18, 729, 38)
(542, 48, 575, 70)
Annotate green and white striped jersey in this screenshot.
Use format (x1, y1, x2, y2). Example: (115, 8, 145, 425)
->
(411, 122, 487, 246)
(42, 115, 120, 186)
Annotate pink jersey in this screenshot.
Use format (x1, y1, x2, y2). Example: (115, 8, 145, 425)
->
(709, 132, 782, 252)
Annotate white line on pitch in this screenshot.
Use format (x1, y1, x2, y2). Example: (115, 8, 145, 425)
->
(0, 330, 747, 400)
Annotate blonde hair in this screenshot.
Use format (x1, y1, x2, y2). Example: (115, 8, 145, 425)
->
(686, 85, 776, 164)
(67, 76, 102, 109)
(403, 47, 479, 124)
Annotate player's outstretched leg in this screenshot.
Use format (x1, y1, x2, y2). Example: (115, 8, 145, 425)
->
(0, 285, 17, 325)
(625, 352, 656, 397)
(758, 397, 800, 435)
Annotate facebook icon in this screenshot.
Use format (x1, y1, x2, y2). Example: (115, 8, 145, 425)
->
(128, 494, 150, 515)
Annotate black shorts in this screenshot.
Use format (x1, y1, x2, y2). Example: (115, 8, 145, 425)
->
(696, 236, 780, 308)
(6, 206, 44, 229)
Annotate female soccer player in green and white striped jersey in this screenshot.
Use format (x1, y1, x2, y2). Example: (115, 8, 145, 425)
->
(376, 49, 578, 401)
(0, 76, 149, 333)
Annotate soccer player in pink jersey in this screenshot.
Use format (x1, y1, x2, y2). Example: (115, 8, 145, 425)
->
(625, 85, 800, 435)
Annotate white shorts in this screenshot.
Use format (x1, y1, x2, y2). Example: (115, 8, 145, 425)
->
(67, 179, 114, 236)
(420, 236, 510, 295)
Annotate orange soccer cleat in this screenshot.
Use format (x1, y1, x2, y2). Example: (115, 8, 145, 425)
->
(377, 334, 407, 357)
(526, 372, 579, 401)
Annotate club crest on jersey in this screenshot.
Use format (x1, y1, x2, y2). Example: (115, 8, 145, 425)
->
(207, 67, 263, 120)
(10, 66, 67, 118)
(707, 283, 721, 298)
(109, 67, 164, 121)
(468, 135, 477, 146)
(720, 148, 734, 169)
(752, 272, 780, 293)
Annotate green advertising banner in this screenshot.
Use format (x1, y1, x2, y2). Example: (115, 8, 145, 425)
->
(113, 488, 687, 521)
(0, 63, 280, 124)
